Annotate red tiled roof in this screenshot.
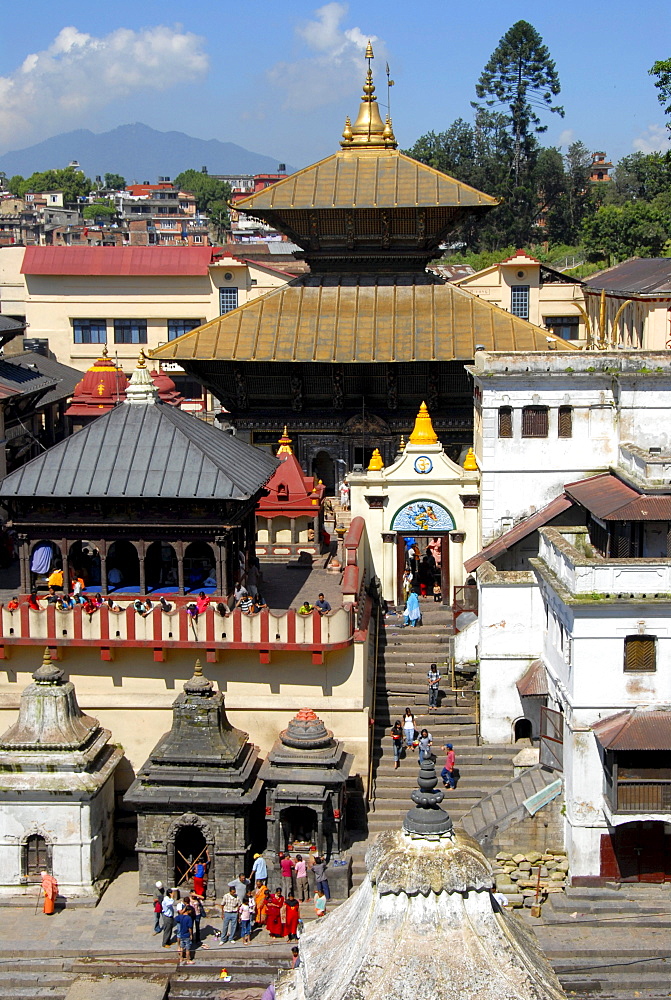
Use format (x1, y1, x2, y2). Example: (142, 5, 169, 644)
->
(21, 246, 215, 276)
(593, 711, 671, 751)
(464, 494, 574, 573)
(516, 660, 549, 697)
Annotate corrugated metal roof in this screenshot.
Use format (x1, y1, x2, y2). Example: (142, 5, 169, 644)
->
(464, 494, 574, 573)
(516, 660, 549, 697)
(21, 246, 215, 277)
(0, 401, 278, 500)
(6, 353, 82, 407)
(565, 473, 671, 520)
(233, 149, 499, 211)
(0, 359, 56, 399)
(151, 274, 575, 363)
(592, 711, 671, 751)
(585, 259, 671, 296)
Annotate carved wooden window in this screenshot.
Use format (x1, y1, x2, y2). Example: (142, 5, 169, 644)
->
(498, 406, 513, 438)
(521, 406, 548, 438)
(23, 835, 48, 879)
(624, 635, 656, 672)
(558, 406, 573, 438)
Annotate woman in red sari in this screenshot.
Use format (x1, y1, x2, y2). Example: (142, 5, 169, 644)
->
(283, 893, 300, 940)
(265, 887, 284, 938)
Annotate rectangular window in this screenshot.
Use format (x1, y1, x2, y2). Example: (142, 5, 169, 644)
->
(511, 285, 530, 319)
(113, 319, 147, 344)
(498, 406, 513, 438)
(219, 287, 239, 314)
(544, 316, 580, 340)
(624, 635, 656, 672)
(558, 406, 573, 438)
(522, 406, 549, 438)
(167, 319, 201, 342)
(73, 319, 107, 344)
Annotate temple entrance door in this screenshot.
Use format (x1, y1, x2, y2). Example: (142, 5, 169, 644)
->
(312, 452, 335, 495)
(174, 826, 207, 889)
(604, 822, 671, 883)
(395, 534, 450, 606)
(280, 806, 318, 853)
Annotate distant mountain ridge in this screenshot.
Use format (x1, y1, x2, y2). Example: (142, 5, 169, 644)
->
(0, 123, 297, 182)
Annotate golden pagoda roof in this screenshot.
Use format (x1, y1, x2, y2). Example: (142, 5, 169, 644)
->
(150, 275, 576, 364)
(233, 149, 497, 212)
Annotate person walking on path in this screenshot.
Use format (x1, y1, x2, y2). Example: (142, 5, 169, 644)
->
(284, 893, 300, 940)
(191, 850, 209, 898)
(249, 852, 268, 888)
(255, 885, 270, 927)
(417, 729, 433, 764)
(427, 663, 440, 711)
(279, 852, 295, 898)
(391, 720, 403, 769)
(161, 892, 175, 947)
(403, 589, 421, 627)
(294, 854, 309, 901)
(403, 708, 416, 750)
(220, 885, 240, 943)
(311, 857, 330, 900)
(232, 872, 249, 901)
(441, 743, 456, 788)
(40, 871, 58, 915)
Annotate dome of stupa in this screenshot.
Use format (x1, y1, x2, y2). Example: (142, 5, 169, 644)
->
(65, 346, 128, 417)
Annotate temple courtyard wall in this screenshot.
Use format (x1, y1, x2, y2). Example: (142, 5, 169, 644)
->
(0, 642, 372, 793)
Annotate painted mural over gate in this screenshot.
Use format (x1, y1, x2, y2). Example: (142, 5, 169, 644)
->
(390, 499, 455, 533)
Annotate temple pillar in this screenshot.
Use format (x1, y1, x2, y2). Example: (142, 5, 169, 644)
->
(99, 540, 108, 596)
(176, 541, 185, 596)
(61, 540, 70, 597)
(290, 518, 297, 544)
(381, 532, 395, 606)
(137, 541, 146, 595)
(17, 535, 29, 594)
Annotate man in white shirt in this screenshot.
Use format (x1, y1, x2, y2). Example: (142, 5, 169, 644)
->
(161, 893, 175, 948)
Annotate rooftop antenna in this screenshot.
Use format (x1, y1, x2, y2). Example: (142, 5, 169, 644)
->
(386, 61, 395, 115)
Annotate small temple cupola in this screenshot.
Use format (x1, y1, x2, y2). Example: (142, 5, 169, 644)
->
(124, 350, 159, 405)
(230, 48, 498, 274)
(124, 659, 262, 898)
(260, 709, 353, 866)
(0, 649, 121, 898)
(278, 758, 566, 1000)
(65, 346, 129, 428)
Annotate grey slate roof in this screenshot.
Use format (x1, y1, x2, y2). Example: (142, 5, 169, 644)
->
(585, 258, 671, 295)
(0, 400, 278, 500)
(5, 352, 82, 407)
(0, 358, 56, 399)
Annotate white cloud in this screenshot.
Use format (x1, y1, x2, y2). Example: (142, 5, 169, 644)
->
(267, 3, 386, 113)
(0, 25, 208, 153)
(632, 123, 671, 154)
(558, 128, 575, 147)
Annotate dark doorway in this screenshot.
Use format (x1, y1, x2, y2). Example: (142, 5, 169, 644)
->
(312, 452, 335, 494)
(280, 806, 318, 852)
(107, 540, 140, 590)
(607, 822, 671, 883)
(145, 540, 178, 591)
(353, 446, 374, 469)
(23, 834, 49, 881)
(396, 533, 449, 606)
(174, 826, 207, 889)
(514, 718, 533, 742)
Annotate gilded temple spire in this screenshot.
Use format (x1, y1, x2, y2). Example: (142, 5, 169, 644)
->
(277, 425, 294, 455)
(341, 41, 397, 150)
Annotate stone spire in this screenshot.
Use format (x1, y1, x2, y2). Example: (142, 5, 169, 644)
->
(340, 42, 397, 149)
(279, 708, 335, 750)
(408, 401, 438, 446)
(403, 756, 454, 840)
(124, 350, 159, 406)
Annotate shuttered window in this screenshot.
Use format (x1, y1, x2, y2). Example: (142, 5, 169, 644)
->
(624, 635, 656, 672)
(23, 834, 48, 879)
(498, 406, 513, 438)
(558, 406, 573, 438)
(521, 406, 549, 438)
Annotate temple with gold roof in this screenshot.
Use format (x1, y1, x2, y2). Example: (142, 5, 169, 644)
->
(151, 46, 572, 491)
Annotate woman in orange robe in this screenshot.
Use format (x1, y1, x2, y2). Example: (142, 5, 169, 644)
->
(40, 871, 58, 915)
(255, 885, 269, 926)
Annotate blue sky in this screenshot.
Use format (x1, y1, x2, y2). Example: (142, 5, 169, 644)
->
(0, 0, 668, 170)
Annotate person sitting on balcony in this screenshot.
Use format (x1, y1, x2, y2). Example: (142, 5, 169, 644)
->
(45, 587, 60, 605)
(57, 594, 74, 611)
(253, 593, 267, 612)
(7, 596, 19, 612)
(195, 592, 211, 615)
(105, 597, 121, 612)
(216, 601, 230, 618)
(83, 596, 99, 618)
(159, 596, 173, 614)
(27, 591, 42, 611)
(314, 593, 331, 616)
(238, 593, 255, 615)
(298, 601, 313, 616)
(134, 598, 153, 618)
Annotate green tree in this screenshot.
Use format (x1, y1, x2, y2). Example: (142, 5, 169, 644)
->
(83, 199, 117, 220)
(474, 20, 564, 185)
(606, 151, 671, 204)
(581, 201, 671, 262)
(650, 57, 671, 128)
(8, 175, 24, 196)
(16, 167, 92, 204)
(173, 169, 231, 214)
(103, 173, 126, 191)
(208, 200, 230, 243)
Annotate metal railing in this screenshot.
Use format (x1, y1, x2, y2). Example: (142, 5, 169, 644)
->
(615, 780, 671, 813)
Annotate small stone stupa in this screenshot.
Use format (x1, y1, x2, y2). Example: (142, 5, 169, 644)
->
(277, 758, 565, 1000)
(0, 649, 122, 898)
(124, 659, 262, 898)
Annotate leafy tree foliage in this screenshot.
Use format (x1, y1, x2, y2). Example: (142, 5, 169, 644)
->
(581, 201, 671, 261)
(103, 173, 126, 191)
(650, 58, 671, 128)
(173, 169, 231, 216)
(474, 20, 564, 184)
(10, 167, 93, 203)
(83, 200, 117, 220)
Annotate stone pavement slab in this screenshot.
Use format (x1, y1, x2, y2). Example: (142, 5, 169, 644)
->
(65, 976, 168, 999)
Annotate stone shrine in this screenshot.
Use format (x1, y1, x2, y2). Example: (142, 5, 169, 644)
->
(277, 758, 566, 1000)
(125, 659, 262, 898)
(259, 708, 353, 859)
(0, 649, 121, 898)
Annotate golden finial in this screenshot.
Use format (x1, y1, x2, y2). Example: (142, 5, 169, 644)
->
(408, 402, 438, 446)
(342, 116, 353, 142)
(101, 344, 109, 359)
(399, 434, 406, 451)
(340, 43, 396, 149)
(463, 447, 478, 471)
(137, 349, 147, 369)
(367, 448, 384, 471)
(277, 425, 293, 455)
(365, 40, 374, 60)
(383, 115, 396, 143)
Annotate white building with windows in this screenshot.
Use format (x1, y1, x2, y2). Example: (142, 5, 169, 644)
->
(464, 350, 671, 883)
(0, 245, 291, 374)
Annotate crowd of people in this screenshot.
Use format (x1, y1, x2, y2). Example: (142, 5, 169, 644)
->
(152, 849, 332, 962)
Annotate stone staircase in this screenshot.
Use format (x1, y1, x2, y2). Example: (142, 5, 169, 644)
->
(346, 602, 519, 885)
(460, 763, 561, 847)
(530, 884, 671, 998)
